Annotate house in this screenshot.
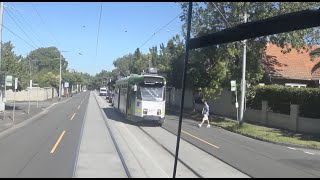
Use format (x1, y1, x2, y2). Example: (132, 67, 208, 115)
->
(261, 43, 320, 88)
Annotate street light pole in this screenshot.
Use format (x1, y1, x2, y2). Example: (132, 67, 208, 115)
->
(239, 13, 248, 126)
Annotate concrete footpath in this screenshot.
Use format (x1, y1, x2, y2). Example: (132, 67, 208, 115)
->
(74, 92, 127, 178)
(0, 95, 74, 134)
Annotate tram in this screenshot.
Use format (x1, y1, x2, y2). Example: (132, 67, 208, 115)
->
(113, 71, 166, 125)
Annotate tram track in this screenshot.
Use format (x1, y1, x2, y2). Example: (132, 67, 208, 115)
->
(93, 92, 202, 178)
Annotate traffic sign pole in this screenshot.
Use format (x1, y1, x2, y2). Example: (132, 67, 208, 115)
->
(13, 78, 18, 123)
(231, 80, 239, 122)
(28, 80, 32, 114)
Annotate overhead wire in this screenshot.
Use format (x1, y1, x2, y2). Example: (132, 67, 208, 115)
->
(4, 8, 39, 48)
(2, 24, 37, 49)
(31, 3, 60, 47)
(9, 3, 44, 46)
(139, 12, 183, 49)
(95, 2, 103, 57)
(211, 2, 232, 28)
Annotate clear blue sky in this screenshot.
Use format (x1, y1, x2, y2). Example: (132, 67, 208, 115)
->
(2, 2, 184, 76)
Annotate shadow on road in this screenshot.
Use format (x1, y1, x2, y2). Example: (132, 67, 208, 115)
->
(4, 105, 23, 110)
(102, 107, 161, 127)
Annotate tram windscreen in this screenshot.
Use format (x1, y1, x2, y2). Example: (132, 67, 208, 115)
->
(139, 84, 164, 101)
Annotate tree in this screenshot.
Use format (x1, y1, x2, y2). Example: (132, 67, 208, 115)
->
(179, 2, 320, 101)
(34, 71, 59, 88)
(1, 41, 28, 90)
(26, 47, 68, 75)
(113, 54, 132, 76)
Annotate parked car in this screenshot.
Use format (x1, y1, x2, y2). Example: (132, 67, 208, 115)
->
(106, 92, 114, 103)
(99, 87, 107, 96)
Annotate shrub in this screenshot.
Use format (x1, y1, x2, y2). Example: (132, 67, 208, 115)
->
(246, 85, 320, 118)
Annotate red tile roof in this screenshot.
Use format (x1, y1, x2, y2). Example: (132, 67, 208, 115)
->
(262, 43, 320, 80)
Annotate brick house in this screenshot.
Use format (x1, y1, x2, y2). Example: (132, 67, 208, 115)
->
(261, 43, 320, 88)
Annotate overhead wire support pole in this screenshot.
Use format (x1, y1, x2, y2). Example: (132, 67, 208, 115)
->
(239, 13, 247, 126)
(0, 2, 3, 71)
(0, 2, 3, 118)
(172, 2, 192, 178)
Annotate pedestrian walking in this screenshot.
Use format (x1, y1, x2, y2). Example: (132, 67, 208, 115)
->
(198, 101, 210, 128)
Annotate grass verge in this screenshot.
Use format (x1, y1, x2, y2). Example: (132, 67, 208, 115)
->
(168, 109, 320, 150)
(212, 117, 320, 149)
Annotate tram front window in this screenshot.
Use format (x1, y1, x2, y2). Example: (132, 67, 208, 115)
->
(140, 84, 164, 101)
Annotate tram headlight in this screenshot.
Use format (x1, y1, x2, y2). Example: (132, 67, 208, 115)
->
(157, 109, 161, 115)
(143, 109, 148, 115)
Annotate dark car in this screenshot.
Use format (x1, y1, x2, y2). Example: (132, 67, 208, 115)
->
(109, 93, 115, 103)
(106, 92, 114, 103)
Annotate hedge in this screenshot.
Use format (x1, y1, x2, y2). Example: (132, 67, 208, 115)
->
(246, 85, 320, 118)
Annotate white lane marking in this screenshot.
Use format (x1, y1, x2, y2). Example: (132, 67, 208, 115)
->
(70, 113, 76, 121)
(45, 102, 59, 110)
(304, 151, 315, 155)
(287, 147, 296, 150)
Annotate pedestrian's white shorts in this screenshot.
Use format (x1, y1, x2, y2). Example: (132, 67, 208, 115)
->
(203, 114, 208, 120)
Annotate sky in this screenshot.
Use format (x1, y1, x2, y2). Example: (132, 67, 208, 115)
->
(2, 2, 184, 76)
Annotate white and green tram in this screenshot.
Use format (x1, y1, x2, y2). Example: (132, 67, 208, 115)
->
(113, 74, 166, 125)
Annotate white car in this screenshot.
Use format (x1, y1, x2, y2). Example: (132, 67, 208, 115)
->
(99, 87, 107, 96)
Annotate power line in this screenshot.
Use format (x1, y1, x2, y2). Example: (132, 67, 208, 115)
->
(4, 8, 39, 48)
(31, 3, 60, 46)
(211, 2, 232, 28)
(2, 24, 37, 49)
(95, 2, 103, 57)
(139, 12, 183, 49)
(9, 3, 44, 46)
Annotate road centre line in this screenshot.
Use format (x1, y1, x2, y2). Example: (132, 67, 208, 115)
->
(181, 130, 220, 149)
(50, 130, 66, 154)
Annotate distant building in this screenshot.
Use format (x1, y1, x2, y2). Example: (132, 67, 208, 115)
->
(261, 43, 320, 88)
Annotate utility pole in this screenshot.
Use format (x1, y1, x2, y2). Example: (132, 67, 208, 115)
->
(0, 2, 3, 71)
(239, 13, 247, 126)
(59, 53, 62, 101)
(0, 2, 4, 111)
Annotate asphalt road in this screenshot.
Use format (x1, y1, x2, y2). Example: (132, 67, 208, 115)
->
(0, 90, 319, 178)
(0, 91, 89, 178)
(162, 113, 320, 178)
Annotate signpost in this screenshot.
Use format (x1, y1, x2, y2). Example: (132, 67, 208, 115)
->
(13, 78, 18, 123)
(2, 75, 13, 121)
(64, 82, 69, 97)
(5, 75, 12, 86)
(28, 80, 32, 114)
(231, 80, 239, 122)
(34, 83, 39, 108)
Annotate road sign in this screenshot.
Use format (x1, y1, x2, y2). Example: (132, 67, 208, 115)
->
(64, 82, 69, 88)
(231, 80, 236, 91)
(14, 78, 18, 90)
(5, 75, 12, 86)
